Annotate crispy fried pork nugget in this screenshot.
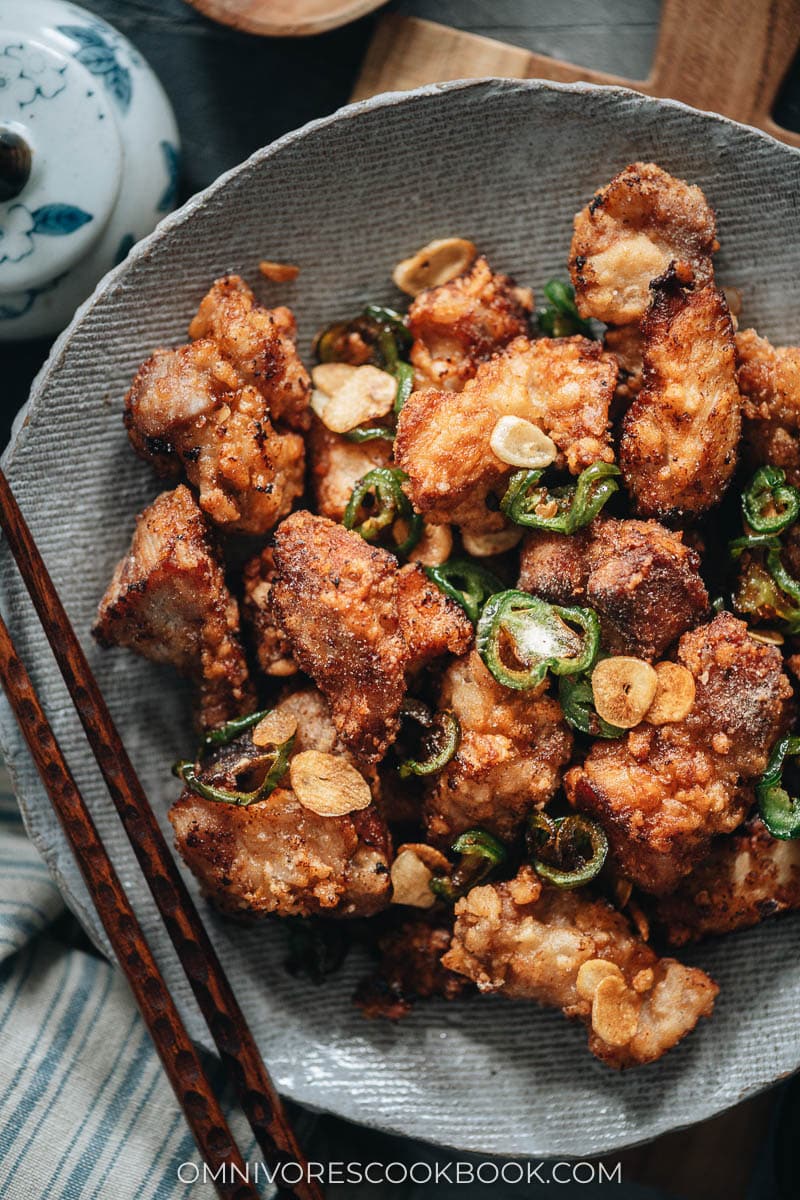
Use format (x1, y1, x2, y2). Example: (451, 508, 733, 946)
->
(604, 323, 644, 403)
(408, 255, 532, 392)
(619, 271, 740, 519)
(270, 512, 471, 762)
(443, 866, 716, 1067)
(93, 485, 254, 730)
(518, 517, 708, 660)
(395, 336, 617, 533)
(654, 819, 800, 946)
(307, 416, 393, 522)
(169, 733, 390, 918)
(566, 613, 792, 894)
(423, 651, 572, 844)
(736, 328, 800, 486)
(241, 546, 297, 678)
(356, 914, 470, 1019)
(188, 275, 311, 430)
(125, 340, 305, 535)
(570, 162, 717, 326)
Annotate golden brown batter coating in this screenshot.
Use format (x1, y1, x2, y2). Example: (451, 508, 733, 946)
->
(93, 485, 254, 730)
(125, 339, 305, 535)
(736, 328, 800, 486)
(241, 546, 297, 678)
(619, 271, 740, 520)
(443, 867, 717, 1067)
(270, 512, 471, 762)
(570, 162, 717, 327)
(566, 614, 792, 894)
(654, 819, 800, 946)
(307, 416, 393, 523)
(188, 274, 311, 430)
(395, 335, 617, 533)
(356, 914, 470, 1019)
(408, 255, 532, 392)
(423, 651, 572, 844)
(518, 516, 709, 660)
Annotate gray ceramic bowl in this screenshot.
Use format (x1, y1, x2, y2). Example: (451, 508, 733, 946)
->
(2, 79, 800, 1159)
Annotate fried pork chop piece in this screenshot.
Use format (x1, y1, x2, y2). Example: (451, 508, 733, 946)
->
(169, 734, 391, 918)
(270, 512, 472, 762)
(619, 270, 740, 520)
(407, 255, 533, 392)
(736, 327, 800, 486)
(654, 819, 800, 946)
(307, 416, 393, 522)
(423, 651, 572, 844)
(395, 335, 618, 534)
(188, 275, 311, 430)
(356, 914, 471, 1019)
(570, 162, 717, 327)
(125, 339, 305, 535)
(241, 546, 297, 678)
(566, 613, 792, 894)
(518, 516, 709, 660)
(443, 866, 716, 1067)
(93, 485, 254, 730)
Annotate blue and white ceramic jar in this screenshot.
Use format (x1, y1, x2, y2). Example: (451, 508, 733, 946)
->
(0, 0, 180, 339)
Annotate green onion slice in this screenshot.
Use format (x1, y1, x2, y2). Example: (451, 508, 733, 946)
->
(756, 734, 800, 839)
(558, 673, 624, 739)
(502, 461, 621, 534)
(173, 732, 294, 808)
(476, 590, 600, 690)
(397, 703, 460, 779)
(527, 812, 608, 888)
(430, 828, 506, 902)
(742, 466, 800, 535)
(424, 558, 504, 624)
(343, 466, 422, 556)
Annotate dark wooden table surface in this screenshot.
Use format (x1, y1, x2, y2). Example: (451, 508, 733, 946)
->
(4, 2, 799, 1196)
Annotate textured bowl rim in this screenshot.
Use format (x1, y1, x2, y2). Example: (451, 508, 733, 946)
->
(4, 76, 800, 1158)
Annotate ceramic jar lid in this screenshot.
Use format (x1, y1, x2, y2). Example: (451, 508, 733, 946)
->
(0, 0, 180, 340)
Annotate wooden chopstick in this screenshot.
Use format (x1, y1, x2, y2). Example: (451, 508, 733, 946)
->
(0, 469, 323, 1200)
(0, 612, 260, 1200)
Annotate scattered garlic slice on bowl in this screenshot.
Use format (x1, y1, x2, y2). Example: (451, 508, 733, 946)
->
(462, 526, 523, 557)
(289, 750, 372, 816)
(390, 843, 451, 909)
(591, 656, 658, 729)
(645, 662, 696, 724)
(310, 363, 396, 433)
(392, 237, 477, 296)
(490, 415, 557, 469)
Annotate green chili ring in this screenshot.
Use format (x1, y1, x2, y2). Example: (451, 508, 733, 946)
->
(536, 279, 594, 339)
(742, 466, 800, 535)
(502, 461, 621, 535)
(424, 558, 504, 624)
(343, 467, 422, 556)
(173, 734, 294, 808)
(527, 812, 608, 889)
(476, 590, 600, 691)
(393, 360, 415, 415)
(756, 734, 800, 839)
(398, 708, 461, 779)
(430, 828, 507, 902)
(343, 425, 395, 444)
(200, 707, 273, 754)
(558, 673, 624, 739)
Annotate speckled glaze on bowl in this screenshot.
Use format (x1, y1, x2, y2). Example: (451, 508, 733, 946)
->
(2, 79, 800, 1159)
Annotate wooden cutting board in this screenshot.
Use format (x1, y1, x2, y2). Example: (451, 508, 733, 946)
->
(352, 0, 800, 148)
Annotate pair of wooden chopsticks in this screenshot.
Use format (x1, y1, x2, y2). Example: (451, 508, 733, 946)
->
(0, 468, 324, 1200)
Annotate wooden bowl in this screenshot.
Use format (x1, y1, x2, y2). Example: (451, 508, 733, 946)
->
(185, 0, 387, 37)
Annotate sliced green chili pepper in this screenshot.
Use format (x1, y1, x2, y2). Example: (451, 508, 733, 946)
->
(742, 466, 800, 535)
(398, 706, 460, 778)
(476, 590, 600, 690)
(424, 558, 504, 624)
(173, 733, 294, 808)
(343, 425, 395, 444)
(502, 461, 621, 534)
(393, 360, 415, 414)
(558, 673, 624, 739)
(756, 734, 800, 839)
(362, 304, 412, 348)
(527, 812, 608, 888)
(536, 280, 594, 339)
(430, 829, 506, 902)
(731, 532, 800, 632)
(200, 707, 272, 754)
(343, 466, 422, 555)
